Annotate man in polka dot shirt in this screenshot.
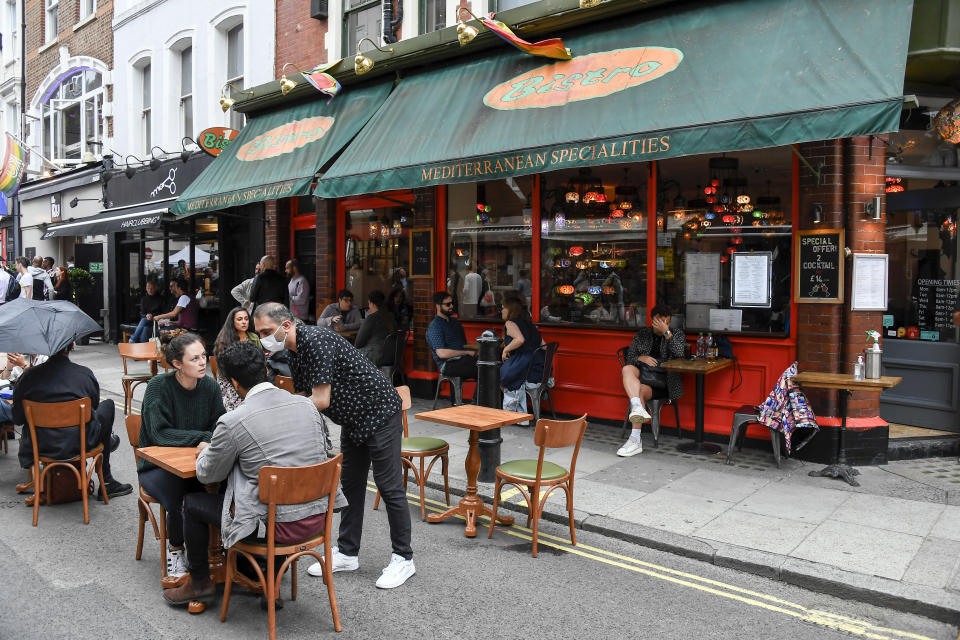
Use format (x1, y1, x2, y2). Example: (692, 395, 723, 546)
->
(253, 303, 415, 590)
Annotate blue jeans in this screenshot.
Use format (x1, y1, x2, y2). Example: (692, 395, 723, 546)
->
(129, 318, 153, 343)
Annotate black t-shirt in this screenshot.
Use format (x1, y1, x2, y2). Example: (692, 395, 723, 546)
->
(289, 325, 401, 444)
(650, 334, 664, 363)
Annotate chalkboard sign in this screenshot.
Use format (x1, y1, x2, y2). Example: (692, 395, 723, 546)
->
(409, 228, 433, 279)
(794, 229, 844, 303)
(913, 278, 960, 329)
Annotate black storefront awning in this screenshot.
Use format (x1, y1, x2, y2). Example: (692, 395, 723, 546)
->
(41, 199, 172, 239)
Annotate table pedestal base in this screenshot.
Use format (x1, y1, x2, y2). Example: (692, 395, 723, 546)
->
(427, 494, 515, 537)
(677, 441, 721, 456)
(808, 464, 860, 487)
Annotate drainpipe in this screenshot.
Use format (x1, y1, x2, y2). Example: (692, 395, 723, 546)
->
(382, 0, 402, 44)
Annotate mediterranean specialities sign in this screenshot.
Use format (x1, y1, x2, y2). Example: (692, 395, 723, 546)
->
(794, 229, 844, 303)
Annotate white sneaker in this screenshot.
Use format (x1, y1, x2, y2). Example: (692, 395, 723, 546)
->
(307, 546, 359, 577)
(617, 438, 643, 457)
(166, 548, 187, 578)
(375, 554, 416, 589)
(628, 402, 651, 424)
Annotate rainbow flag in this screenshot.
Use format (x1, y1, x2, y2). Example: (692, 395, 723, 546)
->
(482, 14, 571, 60)
(303, 61, 342, 101)
(0, 133, 27, 198)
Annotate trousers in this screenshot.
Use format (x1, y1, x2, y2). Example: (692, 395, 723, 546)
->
(138, 467, 204, 547)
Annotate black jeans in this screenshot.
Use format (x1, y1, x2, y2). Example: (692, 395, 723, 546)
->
(338, 411, 412, 560)
(182, 492, 222, 580)
(93, 400, 117, 480)
(441, 355, 478, 379)
(138, 467, 204, 547)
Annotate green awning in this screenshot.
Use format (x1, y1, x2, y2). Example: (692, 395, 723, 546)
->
(173, 80, 393, 215)
(315, 0, 913, 198)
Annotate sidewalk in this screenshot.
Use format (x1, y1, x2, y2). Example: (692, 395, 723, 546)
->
(78, 343, 960, 624)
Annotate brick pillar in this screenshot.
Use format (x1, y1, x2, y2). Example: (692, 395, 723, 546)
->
(412, 188, 438, 373)
(263, 198, 291, 269)
(797, 136, 887, 419)
(264, 200, 279, 258)
(314, 198, 336, 316)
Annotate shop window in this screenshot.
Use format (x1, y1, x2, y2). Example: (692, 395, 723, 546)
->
(343, 203, 413, 309)
(343, 0, 380, 58)
(44, 0, 58, 43)
(226, 23, 244, 131)
(449, 177, 533, 320)
(657, 148, 793, 335)
(39, 68, 104, 165)
(885, 128, 960, 343)
(540, 168, 646, 326)
(179, 45, 193, 140)
(420, 0, 444, 34)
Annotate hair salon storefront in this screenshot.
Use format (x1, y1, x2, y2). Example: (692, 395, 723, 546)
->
(182, 0, 915, 456)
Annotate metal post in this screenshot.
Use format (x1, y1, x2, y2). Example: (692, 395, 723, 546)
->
(475, 330, 502, 483)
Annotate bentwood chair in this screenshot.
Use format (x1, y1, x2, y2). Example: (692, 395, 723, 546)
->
(125, 414, 171, 582)
(221, 454, 344, 638)
(275, 375, 295, 394)
(208, 355, 218, 379)
(488, 414, 588, 557)
(374, 386, 450, 520)
(0, 421, 13, 454)
(617, 345, 681, 447)
(118, 342, 160, 415)
(523, 342, 559, 424)
(23, 398, 106, 526)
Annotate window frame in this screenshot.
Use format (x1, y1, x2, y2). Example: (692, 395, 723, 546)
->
(419, 0, 445, 35)
(341, 0, 381, 59)
(78, 0, 96, 20)
(44, 0, 58, 43)
(225, 23, 244, 131)
(179, 45, 193, 140)
(38, 69, 105, 166)
(141, 62, 151, 154)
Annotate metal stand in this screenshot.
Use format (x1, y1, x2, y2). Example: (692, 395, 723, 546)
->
(677, 372, 721, 456)
(808, 389, 860, 486)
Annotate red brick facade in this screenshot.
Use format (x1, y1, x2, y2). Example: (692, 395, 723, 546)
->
(797, 136, 888, 419)
(274, 0, 329, 76)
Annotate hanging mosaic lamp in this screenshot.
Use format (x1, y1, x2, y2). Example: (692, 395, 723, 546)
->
(588, 286, 602, 295)
(565, 191, 580, 203)
(934, 97, 960, 144)
(557, 285, 575, 295)
(569, 246, 584, 256)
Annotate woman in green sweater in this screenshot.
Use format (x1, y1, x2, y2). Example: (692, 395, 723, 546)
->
(138, 333, 225, 584)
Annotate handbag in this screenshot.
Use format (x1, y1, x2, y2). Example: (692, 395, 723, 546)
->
(44, 461, 94, 504)
(637, 361, 668, 391)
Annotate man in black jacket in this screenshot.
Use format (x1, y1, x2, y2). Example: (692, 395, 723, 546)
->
(13, 345, 132, 499)
(248, 255, 289, 310)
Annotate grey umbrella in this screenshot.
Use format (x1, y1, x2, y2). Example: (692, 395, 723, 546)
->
(0, 298, 103, 356)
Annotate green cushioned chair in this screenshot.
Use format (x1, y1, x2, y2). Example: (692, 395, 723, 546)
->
(489, 414, 588, 558)
(374, 386, 450, 521)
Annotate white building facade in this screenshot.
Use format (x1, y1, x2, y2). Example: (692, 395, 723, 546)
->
(112, 0, 275, 165)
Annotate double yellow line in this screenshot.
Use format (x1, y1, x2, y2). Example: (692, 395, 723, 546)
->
(367, 482, 940, 640)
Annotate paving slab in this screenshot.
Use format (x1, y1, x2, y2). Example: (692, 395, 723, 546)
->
(734, 481, 849, 524)
(584, 455, 693, 495)
(930, 504, 960, 542)
(902, 537, 960, 589)
(607, 489, 733, 536)
(664, 468, 770, 504)
(694, 509, 816, 556)
(791, 520, 924, 581)
(831, 492, 945, 536)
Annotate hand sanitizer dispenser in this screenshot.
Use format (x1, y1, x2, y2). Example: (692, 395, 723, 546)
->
(864, 331, 882, 379)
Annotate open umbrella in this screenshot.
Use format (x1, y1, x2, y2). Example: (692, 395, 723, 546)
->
(0, 298, 103, 356)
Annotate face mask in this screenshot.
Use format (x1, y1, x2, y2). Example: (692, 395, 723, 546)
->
(260, 324, 287, 354)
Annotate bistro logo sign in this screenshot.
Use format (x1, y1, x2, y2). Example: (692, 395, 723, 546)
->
(198, 127, 239, 157)
(236, 116, 335, 162)
(483, 47, 683, 110)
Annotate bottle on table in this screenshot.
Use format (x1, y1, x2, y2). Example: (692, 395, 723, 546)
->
(705, 333, 716, 362)
(854, 354, 865, 380)
(696, 333, 705, 358)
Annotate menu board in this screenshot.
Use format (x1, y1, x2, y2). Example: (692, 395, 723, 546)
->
(914, 278, 960, 329)
(731, 251, 772, 308)
(684, 252, 720, 304)
(794, 229, 844, 303)
(409, 228, 433, 279)
(850, 253, 888, 311)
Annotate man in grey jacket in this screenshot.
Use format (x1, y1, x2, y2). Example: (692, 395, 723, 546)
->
(162, 340, 345, 606)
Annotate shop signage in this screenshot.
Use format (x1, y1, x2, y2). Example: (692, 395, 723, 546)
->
(103, 154, 212, 209)
(197, 127, 239, 158)
(144, 248, 153, 260)
(484, 47, 683, 111)
(49, 193, 61, 222)
(88, 262, 103, 273)
(794, 229, 844, 304)
(409, 228, 433, 279)
(236, 116, 335, 162)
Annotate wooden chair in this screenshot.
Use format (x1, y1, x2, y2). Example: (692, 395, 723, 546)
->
(125, 414, 170, 580)
(208, 355, 218, 379)
(488, 414, 588, 557)
(374, 386, 450, 520)
(275, 375, 295, 394)
(118, 342, 160, 415)
(221, 454, 344, 638)
(23, 398, 106, 526)
(0, 422, 13, 454)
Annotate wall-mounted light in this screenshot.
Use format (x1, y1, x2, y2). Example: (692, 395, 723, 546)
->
(69, 197, 100, 208)
(580, 0, 604, 6)
(279, 62, 306, 95)
(455, 7, 485, 46)
(220, 82, 254, 112)
(149, 146, 170, 171)
(812, 203, 823, 224)
(354, 37, 394, 75)
(124, 155, 143, 179)
(180, 137, 197, 163)
(865, 196, 882, 221)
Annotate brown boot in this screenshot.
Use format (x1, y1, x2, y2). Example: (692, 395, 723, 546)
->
(162, 575, 215, 606)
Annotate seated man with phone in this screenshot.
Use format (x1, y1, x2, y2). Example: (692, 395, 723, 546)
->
(618, 305, 685, 457)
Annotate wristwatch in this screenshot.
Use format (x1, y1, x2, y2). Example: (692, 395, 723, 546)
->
(664, 329, 672, 338)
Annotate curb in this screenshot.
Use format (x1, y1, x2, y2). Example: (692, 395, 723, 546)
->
(422, 478, 960, 626)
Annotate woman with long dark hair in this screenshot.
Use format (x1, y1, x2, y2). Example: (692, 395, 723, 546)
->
(138, 333, 225, 585)
(212, 307, 261, 410)
(499, 296, 545, 415)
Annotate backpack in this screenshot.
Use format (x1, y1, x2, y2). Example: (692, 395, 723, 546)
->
(4, 274, 19, 301)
